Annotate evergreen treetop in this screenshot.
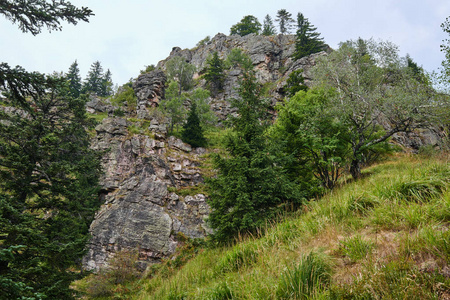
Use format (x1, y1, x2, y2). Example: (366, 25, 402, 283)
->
(276, 9, 294, 34)
(181, 102, 207, 148)
(293, 12, 325, 60)
(262, 14, 277, 36)
(230, 15, 261, 36)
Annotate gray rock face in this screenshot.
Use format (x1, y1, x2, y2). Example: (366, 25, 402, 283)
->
(84, 117, 210, 271)
(157, 33, 327, 120)
(133, 70, 167, 119)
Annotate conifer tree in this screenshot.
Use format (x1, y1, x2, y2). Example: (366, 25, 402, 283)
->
(262, 14, 277, 36)
(0, 68, 101, 299)
(66, 60, 82, 98)
(204, 52, 225, 97)
(207, 68, 303, 243)
(181, 102, 207, 147)
(276, 9, 294, 34)
(293, 13, 325, 60)
(83, 61, 104, 95)
(102, 68, 114, 96)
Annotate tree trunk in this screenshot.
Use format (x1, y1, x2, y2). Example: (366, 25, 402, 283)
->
(350, 159, 361, 180)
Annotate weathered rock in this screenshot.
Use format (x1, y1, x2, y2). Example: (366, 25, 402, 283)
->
(133, 70, 167, 118)
(84, 117, 210, 271)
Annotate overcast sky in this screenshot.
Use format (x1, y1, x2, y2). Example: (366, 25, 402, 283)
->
(1, 0, 449, 86)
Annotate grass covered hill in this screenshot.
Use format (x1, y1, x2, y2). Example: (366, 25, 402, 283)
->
(76, 154, 450, 299)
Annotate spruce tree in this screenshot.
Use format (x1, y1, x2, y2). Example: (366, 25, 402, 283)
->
(66, 60, 82, 98)
(102, 68, 114, 96)
(207, 68, 303, 244)
(181, 102, 207, 148)
(293, 13, 325, 60)
(262, 14, 277, 36)
(276, 9, 294, 34)
(0, 67, 101, 299)
(83, 60, 104, 95)
(204, 52, 225, 97)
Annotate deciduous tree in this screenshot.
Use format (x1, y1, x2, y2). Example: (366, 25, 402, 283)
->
(165, 56, 196, 95)
(230, 15, 261, 36)
(312, 39, 441, 179)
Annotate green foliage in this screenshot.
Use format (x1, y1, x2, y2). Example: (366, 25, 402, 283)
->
(312, 38, 441, 179)
(262, 14, 277, 36)
(230, 15, 261, 36)
(0, 66, 101, 299)
(439, 16, 450, 91)
(338, 235, 374, 262)
(159, 80, 187, 134)
(196, 35, 211, 47)
(165, 56, 196, 95)
(207, 69, 304, 244)
(112, 83, 138, 115)
(276, 9, 294, 34)
(66, 60, 82, 98)
(83, 61, 114, 97)
(225, 48, 253, 71)
(140, 64, 156, 74)
(216, 243, 259, 273)
(272, 88, 350, 189)
(276, 251, 332, 299)
(284, 69, 308, 97)
(0, 0, 93, 35)
(293, 12, 325, 60)
(203, 52, 226, 97)
(181, 102, 207, 148)
(189, 88, 217, 128)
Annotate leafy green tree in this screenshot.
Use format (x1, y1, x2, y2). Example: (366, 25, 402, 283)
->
(181, 102, 207, 148)
(66, 60, 82, 98)
(190, 88, 217, 128)
(262, 14, 277, 36)
(312, 39, 441, 179)
(204, 52, 226, 97)
(230, 15, 261, 36)
(293, 13, 325, 60)
(285, 69, 308, 97)
(207, 68, 303, 243)
(440, 16, 450, 90)
(159, 80, 187, 134)
(0, 0, 93, 35)
(0, 67, 101, 299)
(276, 9, 294, 34)
(272, 88, 350, 189)
(165, 56, 196, 95)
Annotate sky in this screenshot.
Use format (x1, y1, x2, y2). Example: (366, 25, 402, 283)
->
(1, 0, 449, 86)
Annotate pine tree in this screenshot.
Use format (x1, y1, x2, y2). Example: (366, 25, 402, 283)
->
(83, 61, 104, 95)
(181, 102, 207, 147)
(66, 60, 82, 98)
(276, 9, 294, 34)
(207, 69, 303, 243)
(262, 14, 277, 36)
(204, 52, 225, 97)
(293, 13, 325, 60)
(0, 67, 101, 299)
(102, 68, 114, 96)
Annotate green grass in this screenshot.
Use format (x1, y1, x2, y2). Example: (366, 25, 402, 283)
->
(77, 154, 450, 299)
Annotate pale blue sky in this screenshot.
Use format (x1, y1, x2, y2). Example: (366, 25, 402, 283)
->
(1, 0, 449, 85)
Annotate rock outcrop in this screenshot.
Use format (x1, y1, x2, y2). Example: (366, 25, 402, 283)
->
(83, 117, 210, 271)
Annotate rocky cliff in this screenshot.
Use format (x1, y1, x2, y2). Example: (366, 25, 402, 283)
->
(82, 33, 440, 271)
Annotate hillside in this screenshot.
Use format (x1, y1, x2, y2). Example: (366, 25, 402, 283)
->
(75, 154, 450, 299)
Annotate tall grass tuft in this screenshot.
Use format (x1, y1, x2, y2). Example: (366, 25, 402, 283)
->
(338, 235, 374, 262)
(215, 242, 259, 273)
(276, 251, 332, 299)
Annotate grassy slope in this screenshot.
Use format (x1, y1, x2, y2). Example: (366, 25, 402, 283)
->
(75, 154, 450, 299)
(131, 154, 449, 300)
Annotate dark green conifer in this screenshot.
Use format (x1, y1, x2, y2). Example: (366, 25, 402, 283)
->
(293, 13, 325, 60)
(181, 102, 207, 148)
(204, 52, 225, 97)
(66, 60, 82, 98)
(207, 69, 303, 244)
